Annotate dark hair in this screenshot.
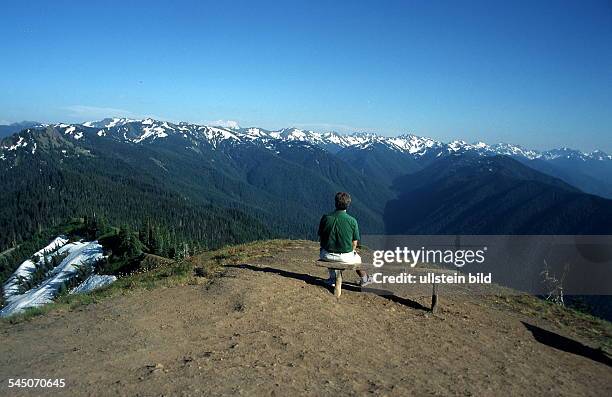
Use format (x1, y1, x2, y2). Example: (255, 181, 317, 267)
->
(335, 192, 351, 210)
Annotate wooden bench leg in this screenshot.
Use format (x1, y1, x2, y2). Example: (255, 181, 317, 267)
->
(334, 270, 343, 298)
(431, 282, 438, 313)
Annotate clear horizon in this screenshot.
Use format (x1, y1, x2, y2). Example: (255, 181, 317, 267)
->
(1, 0, 611, 152)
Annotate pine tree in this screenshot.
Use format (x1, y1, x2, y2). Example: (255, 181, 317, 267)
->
(118, 225, 142, 259)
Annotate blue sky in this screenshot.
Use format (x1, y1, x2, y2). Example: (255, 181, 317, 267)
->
(1, 0, 611, 151)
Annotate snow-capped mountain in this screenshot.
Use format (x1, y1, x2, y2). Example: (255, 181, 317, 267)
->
(1, 117, 609, 162)
(1, 117, 611, 198)
(79, 118, 612, 161)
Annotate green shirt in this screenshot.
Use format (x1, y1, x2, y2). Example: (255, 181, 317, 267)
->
(318, 210, 360, 254)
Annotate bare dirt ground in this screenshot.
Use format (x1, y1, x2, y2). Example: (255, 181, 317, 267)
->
(1, 240, 611, 396)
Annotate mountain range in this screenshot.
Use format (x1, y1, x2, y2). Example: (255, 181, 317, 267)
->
(0, 117, 611, 257)
(3, 117, 611, 198)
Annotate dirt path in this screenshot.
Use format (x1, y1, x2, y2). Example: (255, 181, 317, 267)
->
(1, 241, 611, 396)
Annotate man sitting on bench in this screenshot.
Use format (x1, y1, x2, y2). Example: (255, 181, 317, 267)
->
(318, 192, 373, 287)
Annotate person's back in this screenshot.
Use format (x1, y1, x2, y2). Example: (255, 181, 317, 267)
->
(318, 192, 372, 286)
(318, 209, 360, 254)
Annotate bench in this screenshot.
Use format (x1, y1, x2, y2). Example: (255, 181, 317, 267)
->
(316, 260, 456, 312)
(315, 261, 364, 298)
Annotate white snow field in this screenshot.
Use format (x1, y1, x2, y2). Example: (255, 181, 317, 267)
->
(2, 236, 70, 299)
(70, 274, 117, 294)
(0, 239, 107, 317)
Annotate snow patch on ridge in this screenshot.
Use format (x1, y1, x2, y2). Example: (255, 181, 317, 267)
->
(0, 240, 105, 317)
(70, 274, 117, 294)
(7, 136, 28, 151)
(135, 125, 169, 143)
(2, 236, 70, 299)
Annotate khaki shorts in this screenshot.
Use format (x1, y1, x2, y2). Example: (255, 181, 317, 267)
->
(319, 248, 362, 264)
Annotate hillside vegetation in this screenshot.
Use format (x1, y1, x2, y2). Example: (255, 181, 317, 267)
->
(2, 123, 612, 263)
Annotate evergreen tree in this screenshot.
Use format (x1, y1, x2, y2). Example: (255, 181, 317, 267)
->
(117, 225, 142, 259)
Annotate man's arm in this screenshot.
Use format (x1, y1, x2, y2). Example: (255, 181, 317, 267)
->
(317, 216, 325, 237)
(352, 240, 358, 251)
